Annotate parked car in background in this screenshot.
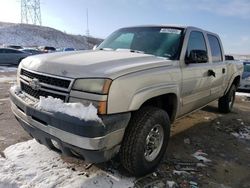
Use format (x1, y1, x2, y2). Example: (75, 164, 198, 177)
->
(56, 48, 76, 52)
(0, 48, 29, 66)
(63, 47, 75, 51)
(5, 45, 23, 50)
(21, 49, 43, 55)
(225, 55, 234, 60)
(38, 46, 56, 53)
(239, 61, 250, 91)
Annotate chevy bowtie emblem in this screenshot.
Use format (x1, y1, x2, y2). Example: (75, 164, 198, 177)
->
(29, 78, 41, 90)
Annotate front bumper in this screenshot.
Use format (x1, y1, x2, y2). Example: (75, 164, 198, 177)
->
(10, 89, 131, 162)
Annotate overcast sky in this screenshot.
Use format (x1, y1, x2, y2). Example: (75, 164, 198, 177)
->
(0, 0, 250, 54)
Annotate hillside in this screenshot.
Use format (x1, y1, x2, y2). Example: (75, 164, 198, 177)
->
(0, 22, 102, 49)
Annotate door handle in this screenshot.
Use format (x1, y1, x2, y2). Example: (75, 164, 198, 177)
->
(222, 68, 226, 74)
(208, 69, 216, 77)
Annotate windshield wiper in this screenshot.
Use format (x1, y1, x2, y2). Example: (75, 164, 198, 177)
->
(99, 48, 114, 51)
(116, 48, 145, 54)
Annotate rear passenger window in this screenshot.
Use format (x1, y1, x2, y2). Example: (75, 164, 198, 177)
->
(208, 34, 222, 62)
(186, 31, 208, 63)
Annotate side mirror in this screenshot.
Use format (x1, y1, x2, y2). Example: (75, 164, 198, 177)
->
(93, 45, 97, 50)
(185, 50, 208, 64)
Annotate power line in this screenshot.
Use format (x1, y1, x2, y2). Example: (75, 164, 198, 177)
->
(21, 0, 42, 25)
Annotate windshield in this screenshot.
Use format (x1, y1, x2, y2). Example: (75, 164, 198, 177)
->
(244, 62, 250, 72)
(97, 27, 184, 59)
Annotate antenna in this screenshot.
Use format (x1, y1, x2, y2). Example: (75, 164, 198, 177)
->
(21, 0, 42, 25)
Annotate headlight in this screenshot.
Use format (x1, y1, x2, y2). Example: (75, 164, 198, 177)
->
(72, 78, 112, 94)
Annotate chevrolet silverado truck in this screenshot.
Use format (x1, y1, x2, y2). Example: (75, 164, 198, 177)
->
(10, 26, 243, 176)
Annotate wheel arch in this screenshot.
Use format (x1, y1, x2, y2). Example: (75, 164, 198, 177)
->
(224, 74, 241, 95)
(136, 93, 178, 123)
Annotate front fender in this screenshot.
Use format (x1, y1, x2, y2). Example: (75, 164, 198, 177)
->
(128, 84, 179, 111)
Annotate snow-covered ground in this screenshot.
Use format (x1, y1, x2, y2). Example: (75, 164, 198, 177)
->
(0, 66, 17, 73)
(0, 76, 16, 83)
(0, 139, 134, 188)
(236, 92, 250, 97)
(0, 22, 102, 49)
(0, 66, 17, 83)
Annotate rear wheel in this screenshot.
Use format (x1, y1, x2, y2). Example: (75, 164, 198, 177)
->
(218, 84, 236, 113)
(120, 107, 170, 176)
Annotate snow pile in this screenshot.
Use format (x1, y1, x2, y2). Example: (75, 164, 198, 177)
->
(192, 150, 211, 163)
(231, 126, 250, 140)
(236, 92, 250, 97)
(167, 181, 176, 188)
(36, 96, 102, 123)
(173, 170, 190, 176)
(10, 86, 102, 123)
(0, 66, 17, 73)
(10, 85, 21, 94)
(0, 139, 134, 188)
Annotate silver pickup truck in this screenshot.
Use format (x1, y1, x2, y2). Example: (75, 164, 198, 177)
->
(10, 25, 243, 176)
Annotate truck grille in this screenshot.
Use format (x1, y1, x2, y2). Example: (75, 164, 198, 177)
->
(21, 82, 66, 101)
(19, 69, 72, 102)
(21, 69, 71, 89)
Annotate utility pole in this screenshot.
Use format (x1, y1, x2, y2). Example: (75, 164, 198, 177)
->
(86, 8, 90, 37)
(86, 8, 90, 49)
(21, 0, 42, 25)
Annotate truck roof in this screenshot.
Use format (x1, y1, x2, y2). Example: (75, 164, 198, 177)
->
(121, 25, 217, 35)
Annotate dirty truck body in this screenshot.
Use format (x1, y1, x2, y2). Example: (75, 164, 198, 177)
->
(10, 26, 242, 176)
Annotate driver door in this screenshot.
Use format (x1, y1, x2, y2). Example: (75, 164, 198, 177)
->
(180, 31, 212, 115)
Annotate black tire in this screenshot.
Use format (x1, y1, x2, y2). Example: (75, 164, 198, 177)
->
(120, 107, 170, 176)
(218, 84, 236, 113)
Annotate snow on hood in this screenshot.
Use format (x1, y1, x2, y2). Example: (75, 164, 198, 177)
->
(20, 50, 172, 79)
(0, 139, 134, 188)
(35, 96, 102, 123)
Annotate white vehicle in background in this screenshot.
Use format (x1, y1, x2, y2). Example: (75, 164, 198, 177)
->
(239, 61, 250, 91)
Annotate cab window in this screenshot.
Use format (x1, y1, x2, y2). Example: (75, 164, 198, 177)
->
(185, 31, 208, 64)
(208, 34, 223, 62)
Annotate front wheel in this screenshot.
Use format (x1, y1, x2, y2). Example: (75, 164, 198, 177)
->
(120, 107, 170, 176)
(218, 84, 236, 113)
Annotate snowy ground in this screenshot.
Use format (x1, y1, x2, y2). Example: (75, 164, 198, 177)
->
(0, 140, 134, 188)
(236, 92, 250, 97)
(0, 76, 16, 83)
(0, 66, 17, 73)
(0, 66, 17, 83)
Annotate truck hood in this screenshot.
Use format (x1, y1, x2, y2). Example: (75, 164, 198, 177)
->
(21, 50, 173, 79)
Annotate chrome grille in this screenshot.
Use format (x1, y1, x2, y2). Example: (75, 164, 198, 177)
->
(19, 69, 73, 102)
(21, 82, 66, 101)
(21, 69, 71, 89)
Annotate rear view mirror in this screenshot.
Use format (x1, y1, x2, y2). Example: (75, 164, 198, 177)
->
(185, 50, 208, 64)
